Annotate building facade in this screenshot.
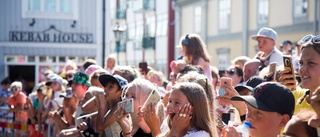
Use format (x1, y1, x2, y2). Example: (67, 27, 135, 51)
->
(108, 0, 174, 76)
(0, 0, 105, 93)
(175, 0, 320, 70)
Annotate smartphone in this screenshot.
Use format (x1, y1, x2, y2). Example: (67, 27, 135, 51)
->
(143, 90, 161, 108)
(139, 62, 148, 73)
(268, 62, 277, 81)
(283, 55, 296, 82)
(218, 77, 232, 96)
(117, 98, 134, 113)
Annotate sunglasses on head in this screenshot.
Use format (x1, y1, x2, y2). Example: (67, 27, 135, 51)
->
(299, 34, 320, 45)
(182, 34, 189, 45)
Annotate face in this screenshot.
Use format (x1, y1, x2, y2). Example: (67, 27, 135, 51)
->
(11, 86, 21, 96)
(124, 86, 140, 112)
(1, 84, 10, 91)
(298, 47, 320, 92)
(226, 68, 242, 87)
(243, 63, 259, 81)
(91, 78, 103, 88)
(81, 92, 97, 113)
(246, 105, 283, 137)
(65, 65, 74, 72)
(50, 82, 60, 91)
(257, 37, 275, 53)
(72, 82, 87, 99)
(282, 118, 309, 137)
(103, 82, 121, 101)
(167, 89, 191, 121)
(107, 58, 115, 68)
(36, 91, 45, 100)
(180, 46, 186, 56)
(150, 75, 161, 86)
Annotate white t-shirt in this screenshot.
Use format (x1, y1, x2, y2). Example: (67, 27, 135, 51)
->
(184, 128, 210, 137)
(254, 47, 283, 66)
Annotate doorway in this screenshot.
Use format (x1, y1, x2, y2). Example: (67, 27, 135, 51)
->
(8, 65, 35, 95)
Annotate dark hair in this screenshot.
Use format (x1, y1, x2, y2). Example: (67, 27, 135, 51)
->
(1, 77, 11, 85)
(82, 59, 97, 70)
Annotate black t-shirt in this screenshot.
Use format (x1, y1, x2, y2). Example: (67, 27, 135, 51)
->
(120, 128, 152, 137)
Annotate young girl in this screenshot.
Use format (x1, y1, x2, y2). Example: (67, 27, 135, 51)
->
(117, 78, 164, 137)
(143, 82, 217, 137)
(178, 34, 212, 82)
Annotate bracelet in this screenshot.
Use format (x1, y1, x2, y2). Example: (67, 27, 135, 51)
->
(240, 114, 246, 121)
(122, 131, 131, 136)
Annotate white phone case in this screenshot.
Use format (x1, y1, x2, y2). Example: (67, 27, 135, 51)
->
(143, 90, 161, 108)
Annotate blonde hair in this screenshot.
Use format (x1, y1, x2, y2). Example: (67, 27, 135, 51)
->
(169, 82, 216, 136)
(179, 34, 211, 64)
(10, 81, 23, 89)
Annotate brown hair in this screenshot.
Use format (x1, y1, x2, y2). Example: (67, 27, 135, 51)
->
(180, 34, 211, 64)
(169, 82, 216, 136)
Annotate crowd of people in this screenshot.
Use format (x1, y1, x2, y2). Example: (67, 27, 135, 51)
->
(0, 27, 320, 137)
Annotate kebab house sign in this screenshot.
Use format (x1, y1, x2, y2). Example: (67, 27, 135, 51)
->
(9, 26, 93, 43)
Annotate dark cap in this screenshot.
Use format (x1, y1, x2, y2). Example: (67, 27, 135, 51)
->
(280, 40, 292, 46)
(232, 82, 295, 118)
(235, 76, 265, 92)
(98, 74, 128, 90)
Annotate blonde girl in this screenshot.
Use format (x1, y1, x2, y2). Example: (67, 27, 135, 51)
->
(117, 78, 164, 137)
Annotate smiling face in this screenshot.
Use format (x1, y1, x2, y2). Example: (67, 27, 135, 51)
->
(298, 46, 320, 92)
(246, 105, 285, 137)
(167, 89, 191, 121)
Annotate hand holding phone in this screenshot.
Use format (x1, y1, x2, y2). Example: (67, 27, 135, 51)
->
(283, 55, 296, 82)
(267, 62, 277, 81)
(143, 90, 161, 109)
(117, 98, 134, 114)
(218, 77, 232, 96)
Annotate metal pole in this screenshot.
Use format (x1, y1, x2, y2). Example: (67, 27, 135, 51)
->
(242, 0, 249, 56)
(167, 0, 175, 77)
(117, 42, 120, 65)
(102, 0, 106, 68)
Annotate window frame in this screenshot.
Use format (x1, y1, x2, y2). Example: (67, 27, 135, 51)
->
(22, 0, 78, 20)
(194, 6, 202, 34)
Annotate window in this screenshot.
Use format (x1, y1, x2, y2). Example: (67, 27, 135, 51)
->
(156, 14, 168, 36)
(22, 0, 78, 20)
(258, 0, 269, 24)
(146, 16, 156, 37)
(219, 0, 230, 31)
(293, 0, 308, 23)
(135, 21, 144, 49)
(217, 48, 230, 70)
(194, 6, 201, 33)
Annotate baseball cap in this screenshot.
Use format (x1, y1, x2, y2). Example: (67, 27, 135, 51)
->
(46, 75, 65, 86)
(231, 82, 295, 118)
(280, 40, 292, 47)
(84, 65, 103, 76)
(235, 76, 265, 92)
(60, 87, 73, 98)
(99, 74, 128, 90)
(72, 72, 91, 87)
(250, 27, 278, 42)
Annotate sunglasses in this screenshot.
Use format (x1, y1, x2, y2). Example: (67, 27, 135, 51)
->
(299, 34, 320, 45)
(226, 70, 237, 75)
(10, 87, 20, 92)
(182, 34, 189, 45)
(67, 74, 74, 78)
